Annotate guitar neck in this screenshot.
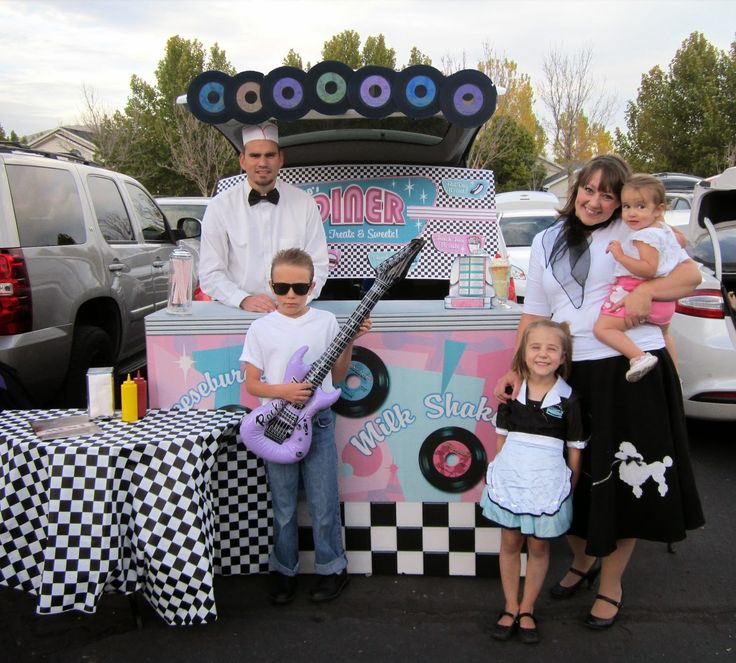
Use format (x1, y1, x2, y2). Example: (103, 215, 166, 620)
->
(304, 281, 389, 386)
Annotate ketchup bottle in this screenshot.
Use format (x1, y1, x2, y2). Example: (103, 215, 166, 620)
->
(134, 370, 148, 418)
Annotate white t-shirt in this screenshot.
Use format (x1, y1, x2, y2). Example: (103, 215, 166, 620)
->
(614, 224, 683, 278)
(523, 218, 688, 361)
(199, 178, 329, 308)
(240, 307, 340, 397)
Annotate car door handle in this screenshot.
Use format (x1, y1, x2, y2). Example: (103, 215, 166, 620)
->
(108, 261, 129, 273)
(152, 259, 166, 268)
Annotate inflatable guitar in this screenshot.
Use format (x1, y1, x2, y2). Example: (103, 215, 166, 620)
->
(240, 238, 425, 464)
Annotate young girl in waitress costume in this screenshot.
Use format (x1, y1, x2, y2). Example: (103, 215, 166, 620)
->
(481, 320, 585, 644)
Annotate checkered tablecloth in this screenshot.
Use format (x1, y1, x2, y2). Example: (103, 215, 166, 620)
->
(0, 408, 243, 626)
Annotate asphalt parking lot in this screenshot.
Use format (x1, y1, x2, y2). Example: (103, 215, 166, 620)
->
(1, 417, 733, 663)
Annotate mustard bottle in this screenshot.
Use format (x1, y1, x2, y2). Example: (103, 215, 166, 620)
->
(121, 374, 139, 422)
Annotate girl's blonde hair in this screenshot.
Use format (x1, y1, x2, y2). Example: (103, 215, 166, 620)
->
(622, 173, 667, 209)
(511, 320, 573, 380)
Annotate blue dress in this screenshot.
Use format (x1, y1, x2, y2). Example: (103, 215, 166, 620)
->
(480, 377, 586, 539)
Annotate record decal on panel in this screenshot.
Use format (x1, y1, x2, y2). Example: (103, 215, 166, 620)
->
(418, 426, 487, 493)
(332, 346, 389, 418)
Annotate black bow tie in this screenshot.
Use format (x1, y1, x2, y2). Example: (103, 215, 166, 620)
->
(248, 188, 280, 206)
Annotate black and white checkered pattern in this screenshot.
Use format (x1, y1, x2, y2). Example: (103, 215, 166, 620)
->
(216, 165, 500, 279)
(0, 408, 242, 626)
(293, 500, 501, 578)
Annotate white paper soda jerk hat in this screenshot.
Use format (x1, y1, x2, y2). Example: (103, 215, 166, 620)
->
(241, 121, 279, 148)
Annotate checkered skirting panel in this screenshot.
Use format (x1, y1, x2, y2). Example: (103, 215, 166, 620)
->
(212, 435, 502, 578)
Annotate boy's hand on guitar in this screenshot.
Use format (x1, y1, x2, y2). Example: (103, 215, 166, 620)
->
(280, 381, 314, 404)
(355, 317, 372, 339)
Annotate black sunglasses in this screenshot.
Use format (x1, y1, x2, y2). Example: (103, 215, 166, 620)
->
(271, 282, 311, 296)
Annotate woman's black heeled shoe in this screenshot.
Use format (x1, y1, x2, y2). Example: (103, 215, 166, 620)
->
(549, 559, 601, 599)
(584, 592, 623, 630)
(491, 611, 518, 641)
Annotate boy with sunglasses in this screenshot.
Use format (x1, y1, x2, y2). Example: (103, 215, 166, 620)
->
(241, 248, 371, 605)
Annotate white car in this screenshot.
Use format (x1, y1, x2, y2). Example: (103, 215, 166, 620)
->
(669, 167, 736, 421)
(495, 191, 560, 301)
(156, 196, 210, 296)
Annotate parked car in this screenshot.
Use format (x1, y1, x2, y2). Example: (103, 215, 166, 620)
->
(669, 166, 736, 421)
(495, 191, 560, 301)
(155, 196, 209, 298)
(653, 172, 705, 193)
(0, 143, 190, 407)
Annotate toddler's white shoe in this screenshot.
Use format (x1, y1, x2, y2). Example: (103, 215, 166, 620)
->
(626, 352, 658, 383)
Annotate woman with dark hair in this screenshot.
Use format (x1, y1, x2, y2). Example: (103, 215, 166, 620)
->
(494, 154, 704, 630)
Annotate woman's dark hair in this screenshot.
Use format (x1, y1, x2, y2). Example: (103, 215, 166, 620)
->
(556, 154, 632, 249)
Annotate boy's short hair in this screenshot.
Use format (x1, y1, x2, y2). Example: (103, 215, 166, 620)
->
(271, 248, 315, 281)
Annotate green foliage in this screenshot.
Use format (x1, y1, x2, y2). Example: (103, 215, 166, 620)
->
(362, 34, 396, 68)
(282, 49, 305, 69)
(322, 30, 362, 68)
(96, 35, 239, 195)
(472, 116, 546, 191)
(406, 47, 432, 67)
(0, 124, 20, 143)
(615, 32, 736, 176)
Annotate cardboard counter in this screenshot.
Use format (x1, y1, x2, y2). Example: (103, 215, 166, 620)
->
(145, 300, 519, 577)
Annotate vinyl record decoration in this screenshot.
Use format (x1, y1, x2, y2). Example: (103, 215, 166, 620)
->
(187, 70, 232, 124)
(332, 346, 389, 418)
(306, 60, 353, 116)
(262, 66, 311, 121)
(439, 69, 498, 128)
(418, 426, 487, 493)
(347, 66, 397, 119)
(225, 70, 271, 125)
(394, 65, 444, 119)
(185, 62, 496, 126)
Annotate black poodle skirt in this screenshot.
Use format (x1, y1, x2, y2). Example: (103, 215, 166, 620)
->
(567, 348, 705, 557)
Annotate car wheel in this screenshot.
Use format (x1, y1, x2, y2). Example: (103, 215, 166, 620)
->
(57, 325, 115, 408)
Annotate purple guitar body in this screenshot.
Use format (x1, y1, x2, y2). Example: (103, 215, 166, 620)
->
(240, 238, 424, 464)
(240, 346, 342, 463)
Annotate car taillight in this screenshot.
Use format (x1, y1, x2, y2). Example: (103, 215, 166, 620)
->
(675, 289, 724, 319)
(0, 249, 32, 335)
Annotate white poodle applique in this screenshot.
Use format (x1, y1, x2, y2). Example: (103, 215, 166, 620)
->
(615, 441, 673, 499)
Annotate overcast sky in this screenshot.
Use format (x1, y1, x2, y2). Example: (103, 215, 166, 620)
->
(1, 0, 734, 139)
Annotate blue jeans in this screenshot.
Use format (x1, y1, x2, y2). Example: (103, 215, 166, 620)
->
(265, 410, 347, 576)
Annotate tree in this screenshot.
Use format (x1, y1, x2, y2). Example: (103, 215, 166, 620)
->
(470, 115, 546, 191)
(322, 30, 362, 69)
(89, 36, 238, 195)
(362, 34, 396, 68)
(282, 49, 306, 69)
(538, 47, 615, 172)
(477, 45, 545, 153)
(406, 47, 432, 67)
(615, 32, 736, 175)
(0, 123, 20, 143)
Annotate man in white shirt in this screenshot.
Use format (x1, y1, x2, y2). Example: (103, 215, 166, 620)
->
(199, 121, 329, 312)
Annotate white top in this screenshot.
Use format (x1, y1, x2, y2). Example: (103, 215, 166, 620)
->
(199, 178, 329, 308)
(240, 307, 340, 397)
(613, 224, 683, 279)
(523, 218, 688, 361)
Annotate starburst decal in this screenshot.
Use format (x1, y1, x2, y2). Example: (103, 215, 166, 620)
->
(419, 190, 428, 203)
(404, 180, 414, 195)
(177, 350, 195, 379)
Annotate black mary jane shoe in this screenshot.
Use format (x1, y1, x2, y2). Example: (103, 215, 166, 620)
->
(517, 612, 540, 644)
(268, 572, 297, 605)
(584, 592, 623, 630)
(491, 611, 518, 641)
(549, 559, 601, 599)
